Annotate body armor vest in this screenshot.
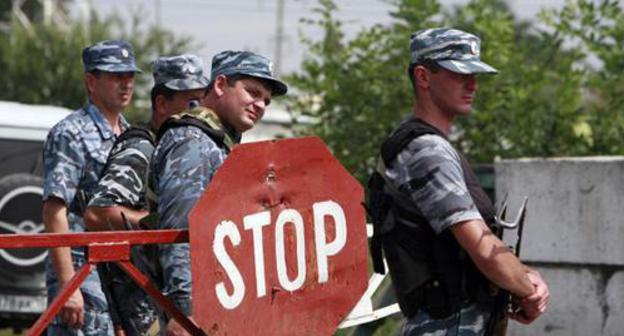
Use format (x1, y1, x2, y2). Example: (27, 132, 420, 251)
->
(368, 118, 496, 318)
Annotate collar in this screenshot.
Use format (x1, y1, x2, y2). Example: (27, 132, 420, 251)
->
(85, 103, 129, 140)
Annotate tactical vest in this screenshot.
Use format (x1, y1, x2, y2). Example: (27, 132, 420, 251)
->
(142, 107, 239, 228)
(368, 118, 497, 319)
(156, 106, 239, 148)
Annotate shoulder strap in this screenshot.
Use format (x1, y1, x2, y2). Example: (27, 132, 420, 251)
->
(158, 107, 237, 153)
(115, 125, 156, 148)
(380, 118, 445, 168)
(101, 125, 156, 176)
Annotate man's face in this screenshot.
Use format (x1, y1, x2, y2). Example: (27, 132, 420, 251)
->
(153, 88, 207, 128)
(215, 76, 273, 133)
(427, 67, 477, 116)
(87, 71, 135, 113)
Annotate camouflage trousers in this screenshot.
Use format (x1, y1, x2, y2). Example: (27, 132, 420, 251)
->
(46, 253, 114, 336)
(401, 302, 493, 336)
(105, 270, 159, 335)
(47, 309, 113, 336)
(98, 246, 159, 336)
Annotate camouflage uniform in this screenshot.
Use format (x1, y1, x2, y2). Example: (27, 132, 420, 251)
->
(149, 107, 233, 316)
(43, 39, 139, 336)
(383, 127, 494, 336)
(383, 132, 483, 234)
(43, 103, 130, 336)
(87, 128, 157, 335)
(89, 131, 155, 210)
(381, 28, 498, 335)
(149, 50, 287, 318)
(401, 302, 493, 336)
(87, 54, 209, 334)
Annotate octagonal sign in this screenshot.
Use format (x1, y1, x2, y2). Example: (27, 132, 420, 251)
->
(189, 136, 368, 335)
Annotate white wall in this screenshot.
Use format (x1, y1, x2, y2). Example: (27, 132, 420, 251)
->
(495, 157, 624, 336)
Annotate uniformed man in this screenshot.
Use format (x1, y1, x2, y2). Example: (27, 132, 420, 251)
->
(83, 54, 210, 335)
(42, 40, 140, 335)
(149, 50, 287, 335)
(368, 28, 550, 335)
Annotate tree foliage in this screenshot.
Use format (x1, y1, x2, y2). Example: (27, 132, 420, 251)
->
(542, 0, 624, 154)
(287, 0, 623, 184)
(0, 8, 196, 122)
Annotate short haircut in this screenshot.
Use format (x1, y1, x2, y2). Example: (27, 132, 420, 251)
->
(87, 69, 102, 77)
(150, 83, 177, 108)
(407, 60, 443, 98)
(407, 60, 442, 88)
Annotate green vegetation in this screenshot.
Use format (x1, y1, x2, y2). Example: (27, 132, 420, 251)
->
(287, 0, 624, 185)
(0, 4, 196, 122)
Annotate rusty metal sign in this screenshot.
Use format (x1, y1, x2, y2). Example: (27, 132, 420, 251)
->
(189, 136, 368, 335)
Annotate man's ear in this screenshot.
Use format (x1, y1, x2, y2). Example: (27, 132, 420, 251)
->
(85, 72, 97, 96)
(154, 94, 168, 117)
(213, 75, 228, 97)
(413, 65, 430, 89)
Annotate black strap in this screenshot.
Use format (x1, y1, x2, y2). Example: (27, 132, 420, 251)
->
(157, 116, 229, 152)
(116, 126, 156, 147)
(99, 126, 156, 182)
(380, 118, 443, 168)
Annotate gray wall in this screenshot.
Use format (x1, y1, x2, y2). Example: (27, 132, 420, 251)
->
(495, 157, 624, 336)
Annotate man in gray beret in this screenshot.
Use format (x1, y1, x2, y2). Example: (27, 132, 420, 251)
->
(148, 50, 287, 335)
(42, 39, 140, 335)
(368, 28, 550, 335)
(83, 54, 209, 335)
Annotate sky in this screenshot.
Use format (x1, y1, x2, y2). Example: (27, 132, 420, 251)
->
(72, 0, 566, 75)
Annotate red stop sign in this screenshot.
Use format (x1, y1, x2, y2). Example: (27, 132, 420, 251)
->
(189, 136, 368, 335)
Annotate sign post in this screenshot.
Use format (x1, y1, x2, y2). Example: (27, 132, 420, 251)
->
(189, 136, 369, 335)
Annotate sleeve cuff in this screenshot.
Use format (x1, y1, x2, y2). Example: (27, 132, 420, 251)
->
(42, 189, 69, 204)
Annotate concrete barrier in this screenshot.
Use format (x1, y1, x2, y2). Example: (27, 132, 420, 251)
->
(496, 156, 624, 336)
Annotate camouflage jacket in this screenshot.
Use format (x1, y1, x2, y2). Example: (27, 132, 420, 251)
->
(382, 120, 482, 234)
(149, 107, 237, 316)
(42, 102, 129, 309)
(43, 102, 130, 233)
(88, 125, 156, 210)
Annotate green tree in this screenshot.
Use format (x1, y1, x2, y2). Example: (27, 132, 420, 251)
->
(542, 0, 624, 154)
(287, 0, 442, 183)
(0, 8, 196, 122)
(287, 0, 616, 185)
(289, 1, 623, 334)
(0, 0, 53, 22)
(448, 0, 586, 161)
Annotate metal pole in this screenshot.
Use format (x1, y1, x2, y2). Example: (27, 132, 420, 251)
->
(273, 0, 285, 76)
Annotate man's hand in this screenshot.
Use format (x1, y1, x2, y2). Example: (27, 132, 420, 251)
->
(166, 317, 192, 336)
(511, 270, 549, 324)
(60, 289, 84, 329)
